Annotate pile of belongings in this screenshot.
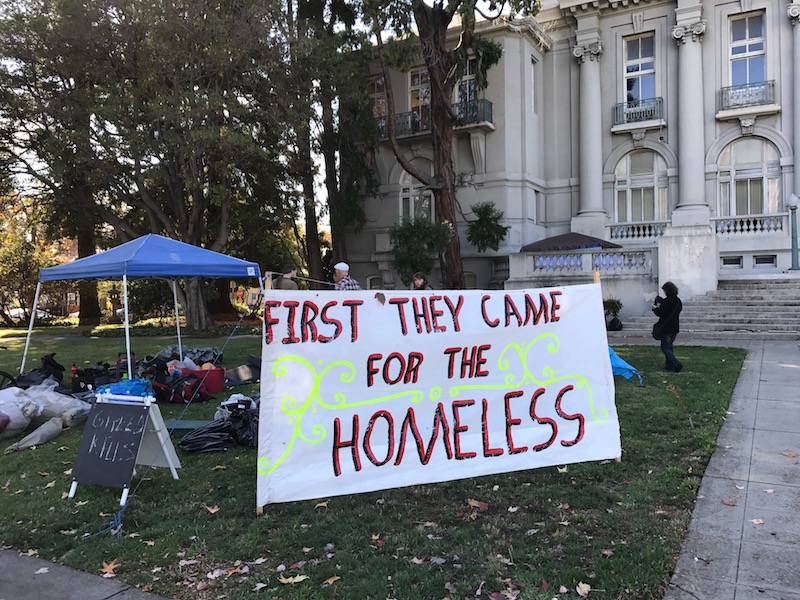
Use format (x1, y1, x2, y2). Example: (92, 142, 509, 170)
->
(179, 394, 259, 453)
(0, 378, 91, 453)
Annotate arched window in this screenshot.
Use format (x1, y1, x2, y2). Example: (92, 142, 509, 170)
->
(717, 138, 780, 216)
(399, 164, 434, 221)
(614, 150, 668, 222)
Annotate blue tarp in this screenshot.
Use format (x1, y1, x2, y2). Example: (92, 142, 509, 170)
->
(609, 346, 643, 386)
(39, 234, 261, 281)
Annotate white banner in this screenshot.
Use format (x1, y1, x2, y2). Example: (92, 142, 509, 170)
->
(257, 283, 620, 506)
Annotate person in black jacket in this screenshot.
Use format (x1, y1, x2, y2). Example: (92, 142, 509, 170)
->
(653, 281, 683, 372)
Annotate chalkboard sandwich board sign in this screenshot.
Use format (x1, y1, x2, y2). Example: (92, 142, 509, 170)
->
(72, 402, 149, 489)
(69, 395, 180, 505)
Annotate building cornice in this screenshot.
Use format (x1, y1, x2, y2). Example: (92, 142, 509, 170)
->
(789, 2, 800, 26)
(558, 0, 660, 17)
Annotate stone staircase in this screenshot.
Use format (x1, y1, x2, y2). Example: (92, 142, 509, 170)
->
(608, 277, 800, 341)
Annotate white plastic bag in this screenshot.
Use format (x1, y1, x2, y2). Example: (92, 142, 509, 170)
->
(0, 387, 43, 440)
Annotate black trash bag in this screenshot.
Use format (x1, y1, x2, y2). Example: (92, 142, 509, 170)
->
(229, 409, 258, 448)
(178, 419, 235, 453)
(40, 353, 65, 381)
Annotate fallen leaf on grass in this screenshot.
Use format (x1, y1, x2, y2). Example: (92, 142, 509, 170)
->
(43, 481, 55, 489)
(302, 547, 313, 554)
(63, 469, 72, 476)
(207, 568, 226, 579)
(248, 557, 269, 565)
(507, 506, 519, 513)
(196, 582, 209, 591)
(559, 585, 568, 593)
(60, 529, 77, 535)
(557, 465, 568, 473)
(57, 446, 69, 452)
(34, 567, 49, 574)
(37, 472, 50, 477)
(430, 556, 447, 565)
(60, 492, 69, 500)
(315, 500, 329, 509)
(576, 581, 592, 597)
(178, 559, 199, 567)
(323, 575, 341, 586)
(200, 502, 220, 514)
(75, 500, 88, 507)
(253, 582, 268, 591)
(100, 559, 120, 575)
(211, 465, 227, 470)
(467, 498, 488, 510)
(143, 540, 155, 546)
(278, 574, 309, 584)
(23, 549, 38, 557)
(600, 549, 614, 558)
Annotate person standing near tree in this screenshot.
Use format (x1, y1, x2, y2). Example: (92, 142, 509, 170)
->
(652, 281, 683, 372)
(412, 272, 432, 290)
(333, 262, 361, 291)
(273, 264, 299, 290)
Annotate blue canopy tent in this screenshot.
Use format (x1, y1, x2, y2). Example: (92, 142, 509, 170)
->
(23, 234, 262, 377)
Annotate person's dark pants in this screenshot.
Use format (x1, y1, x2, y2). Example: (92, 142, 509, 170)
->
(660, 333, 682, 371)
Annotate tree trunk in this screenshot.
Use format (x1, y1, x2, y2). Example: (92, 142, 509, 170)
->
(415, 3, 465, 290)
(182, 278, 215, 331)
(208, 279, 237, 315)
(76, 225, 102, 326)
(322, 93, 347, 265)
(300, 132, 324, 288)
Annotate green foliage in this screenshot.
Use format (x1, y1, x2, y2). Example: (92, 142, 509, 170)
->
(466, 201, 510, 253)
(389, 218, 452, 286)
(603, 298, 623, 317)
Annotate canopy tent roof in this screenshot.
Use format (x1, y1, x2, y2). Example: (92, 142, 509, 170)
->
(520, 232, 622, 253)
(39, 234, 261, 282)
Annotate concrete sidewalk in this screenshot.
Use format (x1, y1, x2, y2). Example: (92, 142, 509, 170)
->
(1, 338, 798, 599)
(661, 338, 800, 600)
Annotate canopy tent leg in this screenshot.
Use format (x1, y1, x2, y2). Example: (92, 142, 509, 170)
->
(20, 281, 42, 374)
(171, 280, 183, 361)
(122, 275, 133, 379)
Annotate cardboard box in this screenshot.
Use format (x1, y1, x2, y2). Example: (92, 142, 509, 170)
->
(181, 367, 225, 393)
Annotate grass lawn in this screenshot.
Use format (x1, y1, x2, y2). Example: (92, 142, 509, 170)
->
(0, 329, 745, 600)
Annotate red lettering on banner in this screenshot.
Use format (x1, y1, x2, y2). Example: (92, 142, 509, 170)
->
(443, 345, 491, 379)
(481, 398, 504, 457)
(503, 391, 528, 454)
(504, 294, 523, 327)
(555, 385, 584, 446)
(429, 296, 446, 332)
(452, 399, 477, 459)
(481, 295, 500, 327)
(366, 352, 424, 387)
(550, 290, 563, 322)
(529, 387, 557, 452)
(524, 293, 550, 325)
(300, 302, 319, 342)
(411, 297, 432, 334)
(342, 300, 363, 342)
(443, 295, 464, 331)
(319, 302, 341, 343)
(364, 411, 395, 467)
(388, 297, 410, 335)
(332, 415, 362, 476)
(282, 301, 301, 343)
(263, 300, 281, 344)
(394, 403, 453, 466)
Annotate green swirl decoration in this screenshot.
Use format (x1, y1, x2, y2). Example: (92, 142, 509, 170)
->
(450, 333, 608, 422)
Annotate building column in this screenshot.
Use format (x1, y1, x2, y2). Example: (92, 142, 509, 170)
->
(790, 2, 800, 195)
(570, 26, 607, 239)
(671, 7, 709, 224)
(657, 2, 718, 300)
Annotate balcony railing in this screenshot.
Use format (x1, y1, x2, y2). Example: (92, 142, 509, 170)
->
(607, 220, 668, 242)
(612, 97, 663, 126)
(376, 99, 493, 138)
(712, 213, 786, 235)
(718, 81, 775, 111)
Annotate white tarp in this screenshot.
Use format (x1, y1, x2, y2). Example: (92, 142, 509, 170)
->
(257, 283, 620, 506)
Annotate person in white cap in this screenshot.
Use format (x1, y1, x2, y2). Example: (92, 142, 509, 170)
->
(333, 261, 362, 290)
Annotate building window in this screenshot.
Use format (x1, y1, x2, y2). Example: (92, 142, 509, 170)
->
(614, 150, 668, 222)
(399, 170, 433, 221)
(730, 13, 764, 86)
(455, 58, 478, 104)
(409, 67, 430, 131)
(370, 75, 387, 118)
(624, 33, 655, 103)
(717, 138, 780, 216)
